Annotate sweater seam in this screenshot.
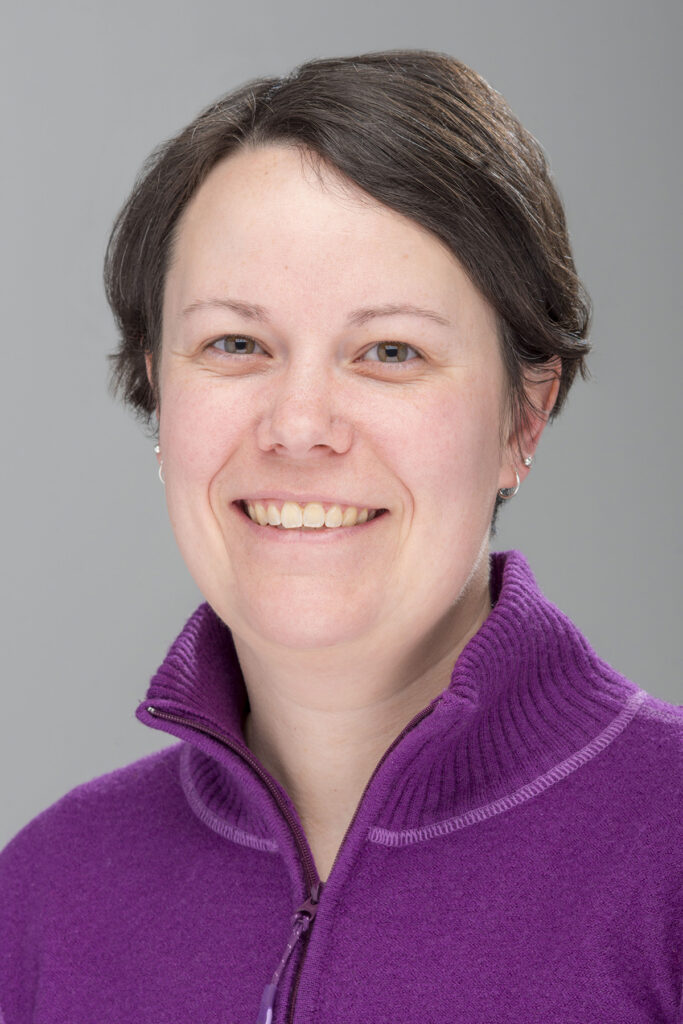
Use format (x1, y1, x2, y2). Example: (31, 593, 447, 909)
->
(369, 687, 648, 848)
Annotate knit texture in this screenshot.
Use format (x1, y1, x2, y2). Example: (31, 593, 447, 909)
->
(1, 550, 681, 1023)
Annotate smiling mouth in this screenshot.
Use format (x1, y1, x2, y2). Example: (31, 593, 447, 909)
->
(236, 499, 388, 530)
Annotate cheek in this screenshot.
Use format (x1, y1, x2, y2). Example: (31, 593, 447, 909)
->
(156, 379, 246, 585)
(160, 379, 235, 470)
(382, 382, 505, 511)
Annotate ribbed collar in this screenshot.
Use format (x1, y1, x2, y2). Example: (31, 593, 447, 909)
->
(138, 549, 643, 847)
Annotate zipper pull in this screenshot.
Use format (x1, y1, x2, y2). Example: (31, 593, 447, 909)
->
(255, 882, 322, 1024)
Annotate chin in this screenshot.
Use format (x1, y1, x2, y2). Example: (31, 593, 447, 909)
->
(225, 584, 380, 651)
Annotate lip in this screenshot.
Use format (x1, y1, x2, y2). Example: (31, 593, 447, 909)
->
(231, 500, 388, 540)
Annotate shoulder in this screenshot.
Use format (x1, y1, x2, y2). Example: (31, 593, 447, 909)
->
(0, 744, 186, 887)
(632, 690, 683, 732)
(0, 744, 190, 1000)
(625, 689, 683, 794)
(625, 688, 682, 765)
(603, 688, 683, 862)
(586, 664, 683, 789)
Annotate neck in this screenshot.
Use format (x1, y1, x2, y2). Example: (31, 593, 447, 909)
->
(141, 549, 641, 882)
(238, 569, 492, 881)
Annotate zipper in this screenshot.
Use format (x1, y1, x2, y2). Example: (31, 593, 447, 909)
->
(146, 697, 439, 1023)
(285, 696, 439, 1024)
(145, 706, 319, 893)
(145, 705, 322, 1023)
(257, 880, 322, 1024)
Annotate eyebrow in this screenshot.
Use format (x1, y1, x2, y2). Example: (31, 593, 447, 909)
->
(181, 297, 452, 328)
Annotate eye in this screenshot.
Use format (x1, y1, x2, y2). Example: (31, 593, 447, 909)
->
(209, 335, 265, 355)
(359, 341, 421, 365)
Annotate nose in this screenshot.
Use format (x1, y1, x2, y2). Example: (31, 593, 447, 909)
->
(255, 363, 353, 459)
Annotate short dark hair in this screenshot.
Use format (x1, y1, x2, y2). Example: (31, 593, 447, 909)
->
(104, 49, 591, 523)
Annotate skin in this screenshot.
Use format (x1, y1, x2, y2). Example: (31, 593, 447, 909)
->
(151, 143, 559, 881)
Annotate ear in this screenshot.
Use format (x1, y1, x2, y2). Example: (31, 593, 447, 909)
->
(145, 352, 160, 422)
(498, 358, 561, 491)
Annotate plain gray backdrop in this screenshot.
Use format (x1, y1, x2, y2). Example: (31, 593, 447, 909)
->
(1, 0, 681, 848)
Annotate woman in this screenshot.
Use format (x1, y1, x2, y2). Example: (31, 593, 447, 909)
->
(1, 50, 680, 1024)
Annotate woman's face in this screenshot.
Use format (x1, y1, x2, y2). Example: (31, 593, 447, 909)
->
(156, 144, 517, 654)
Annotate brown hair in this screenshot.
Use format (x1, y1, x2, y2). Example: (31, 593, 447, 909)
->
(104, 49, 591, 520)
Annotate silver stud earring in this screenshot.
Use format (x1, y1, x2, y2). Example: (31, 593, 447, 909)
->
(522, 455, 533, 467)
(498, 468, 520, 500)
(154, 444, 165, 485)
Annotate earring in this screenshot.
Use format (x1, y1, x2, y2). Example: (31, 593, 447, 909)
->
(522, 455, 533, 467)
(154, 444, 165, 485)
(498, 468, 520, 500)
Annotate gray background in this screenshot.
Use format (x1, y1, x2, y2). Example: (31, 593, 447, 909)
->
(1, 0, 681, 849)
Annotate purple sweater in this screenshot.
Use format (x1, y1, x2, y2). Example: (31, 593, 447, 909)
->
(1, 550, 681, 1023)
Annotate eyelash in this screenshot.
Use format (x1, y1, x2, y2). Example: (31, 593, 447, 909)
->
(208, 335, 423, 368)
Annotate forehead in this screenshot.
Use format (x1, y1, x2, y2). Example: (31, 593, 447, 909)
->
(163, 143, 494, 340)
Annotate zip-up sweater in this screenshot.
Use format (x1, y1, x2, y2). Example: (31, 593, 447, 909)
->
(1, 549, 681, 1023)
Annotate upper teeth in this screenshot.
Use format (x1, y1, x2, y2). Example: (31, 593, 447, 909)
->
(244, 500, 376, 529)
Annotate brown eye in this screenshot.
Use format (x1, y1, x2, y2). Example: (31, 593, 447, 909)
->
(362, 341, 420, 364)
(211, 336, 262, 355)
